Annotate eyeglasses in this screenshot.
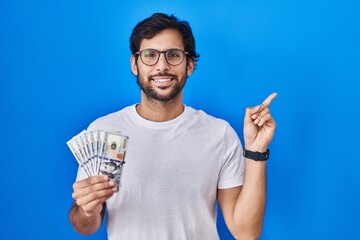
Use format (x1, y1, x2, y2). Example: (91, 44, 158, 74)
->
(135, 48, 189, 66)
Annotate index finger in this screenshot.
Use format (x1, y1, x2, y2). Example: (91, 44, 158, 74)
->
(262, 92, 278, 107)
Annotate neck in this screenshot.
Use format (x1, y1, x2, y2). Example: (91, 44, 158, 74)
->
(136, 92, 184, 122)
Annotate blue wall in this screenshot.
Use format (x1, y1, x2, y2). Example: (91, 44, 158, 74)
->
(1, 0, 359, 239)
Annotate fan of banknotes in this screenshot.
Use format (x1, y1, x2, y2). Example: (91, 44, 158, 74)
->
(67, 130, 129, 190)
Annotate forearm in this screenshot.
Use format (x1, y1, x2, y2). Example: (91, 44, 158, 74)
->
(69, 202, 104, 236)
(232, 159, 266, 239)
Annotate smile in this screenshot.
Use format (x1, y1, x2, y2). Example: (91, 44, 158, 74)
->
(151, 77, 175, 88)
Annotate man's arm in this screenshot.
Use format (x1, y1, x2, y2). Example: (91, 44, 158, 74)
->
(69, 201, 105, 235)
(218, 93, 277, 239)
(69, 175, 116, 235)
(218, 160, 266, 239)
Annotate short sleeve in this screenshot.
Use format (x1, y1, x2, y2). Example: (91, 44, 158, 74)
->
(217, 124, 245, 189)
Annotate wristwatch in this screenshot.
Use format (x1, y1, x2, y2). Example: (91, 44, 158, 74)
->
(243, 148, 270, 161)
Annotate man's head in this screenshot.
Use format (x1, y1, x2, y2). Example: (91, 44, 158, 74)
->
(130, 13, 199, 103)
(130, 13, 200, 65)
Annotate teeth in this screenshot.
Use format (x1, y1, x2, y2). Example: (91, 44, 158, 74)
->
(154, 79, 171, 83)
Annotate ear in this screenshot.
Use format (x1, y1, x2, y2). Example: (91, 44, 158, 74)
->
(130, 55, 138, 75)
(186, 58, 195, 76)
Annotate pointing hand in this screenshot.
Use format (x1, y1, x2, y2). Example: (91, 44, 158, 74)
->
(243, 93, 277, 152)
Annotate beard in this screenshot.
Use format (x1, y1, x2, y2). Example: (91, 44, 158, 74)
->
(136, 72, 187, 102)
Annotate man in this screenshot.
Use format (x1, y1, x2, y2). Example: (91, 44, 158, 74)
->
(69, 13, 277, 240)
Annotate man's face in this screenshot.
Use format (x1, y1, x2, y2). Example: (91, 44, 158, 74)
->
(131, 29, 194, 102)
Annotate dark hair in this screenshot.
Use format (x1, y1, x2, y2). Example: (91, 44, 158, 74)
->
(130, 13, 200, 64)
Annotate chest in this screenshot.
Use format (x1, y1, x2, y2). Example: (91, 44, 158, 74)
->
(117, 127, 224, 200)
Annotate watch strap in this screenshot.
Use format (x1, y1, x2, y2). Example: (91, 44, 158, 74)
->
(243, 148, 270, 161)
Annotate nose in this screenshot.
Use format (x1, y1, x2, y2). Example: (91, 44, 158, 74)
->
(156, 52, 170, 72)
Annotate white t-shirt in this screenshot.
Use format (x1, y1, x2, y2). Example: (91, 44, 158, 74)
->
(76, 105, 245, 240)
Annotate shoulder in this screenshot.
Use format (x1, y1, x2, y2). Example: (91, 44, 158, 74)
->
(186, 106, 242, 150)
(186, 106, 231, 128)
(87, 105, 134, 131)
(186, 106, 238, 137)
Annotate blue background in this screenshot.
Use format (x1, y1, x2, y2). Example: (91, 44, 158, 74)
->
(1, 0, 359, 239)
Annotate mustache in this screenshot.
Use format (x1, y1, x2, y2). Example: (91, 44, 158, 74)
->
(148, 73, 177, 80)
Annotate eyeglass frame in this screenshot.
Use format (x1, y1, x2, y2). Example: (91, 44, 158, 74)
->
(135, 48, 190, 66)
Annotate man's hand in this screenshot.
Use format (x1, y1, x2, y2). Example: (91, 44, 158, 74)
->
(72, 175, 117, 217)
(243, 93, 277, 152)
